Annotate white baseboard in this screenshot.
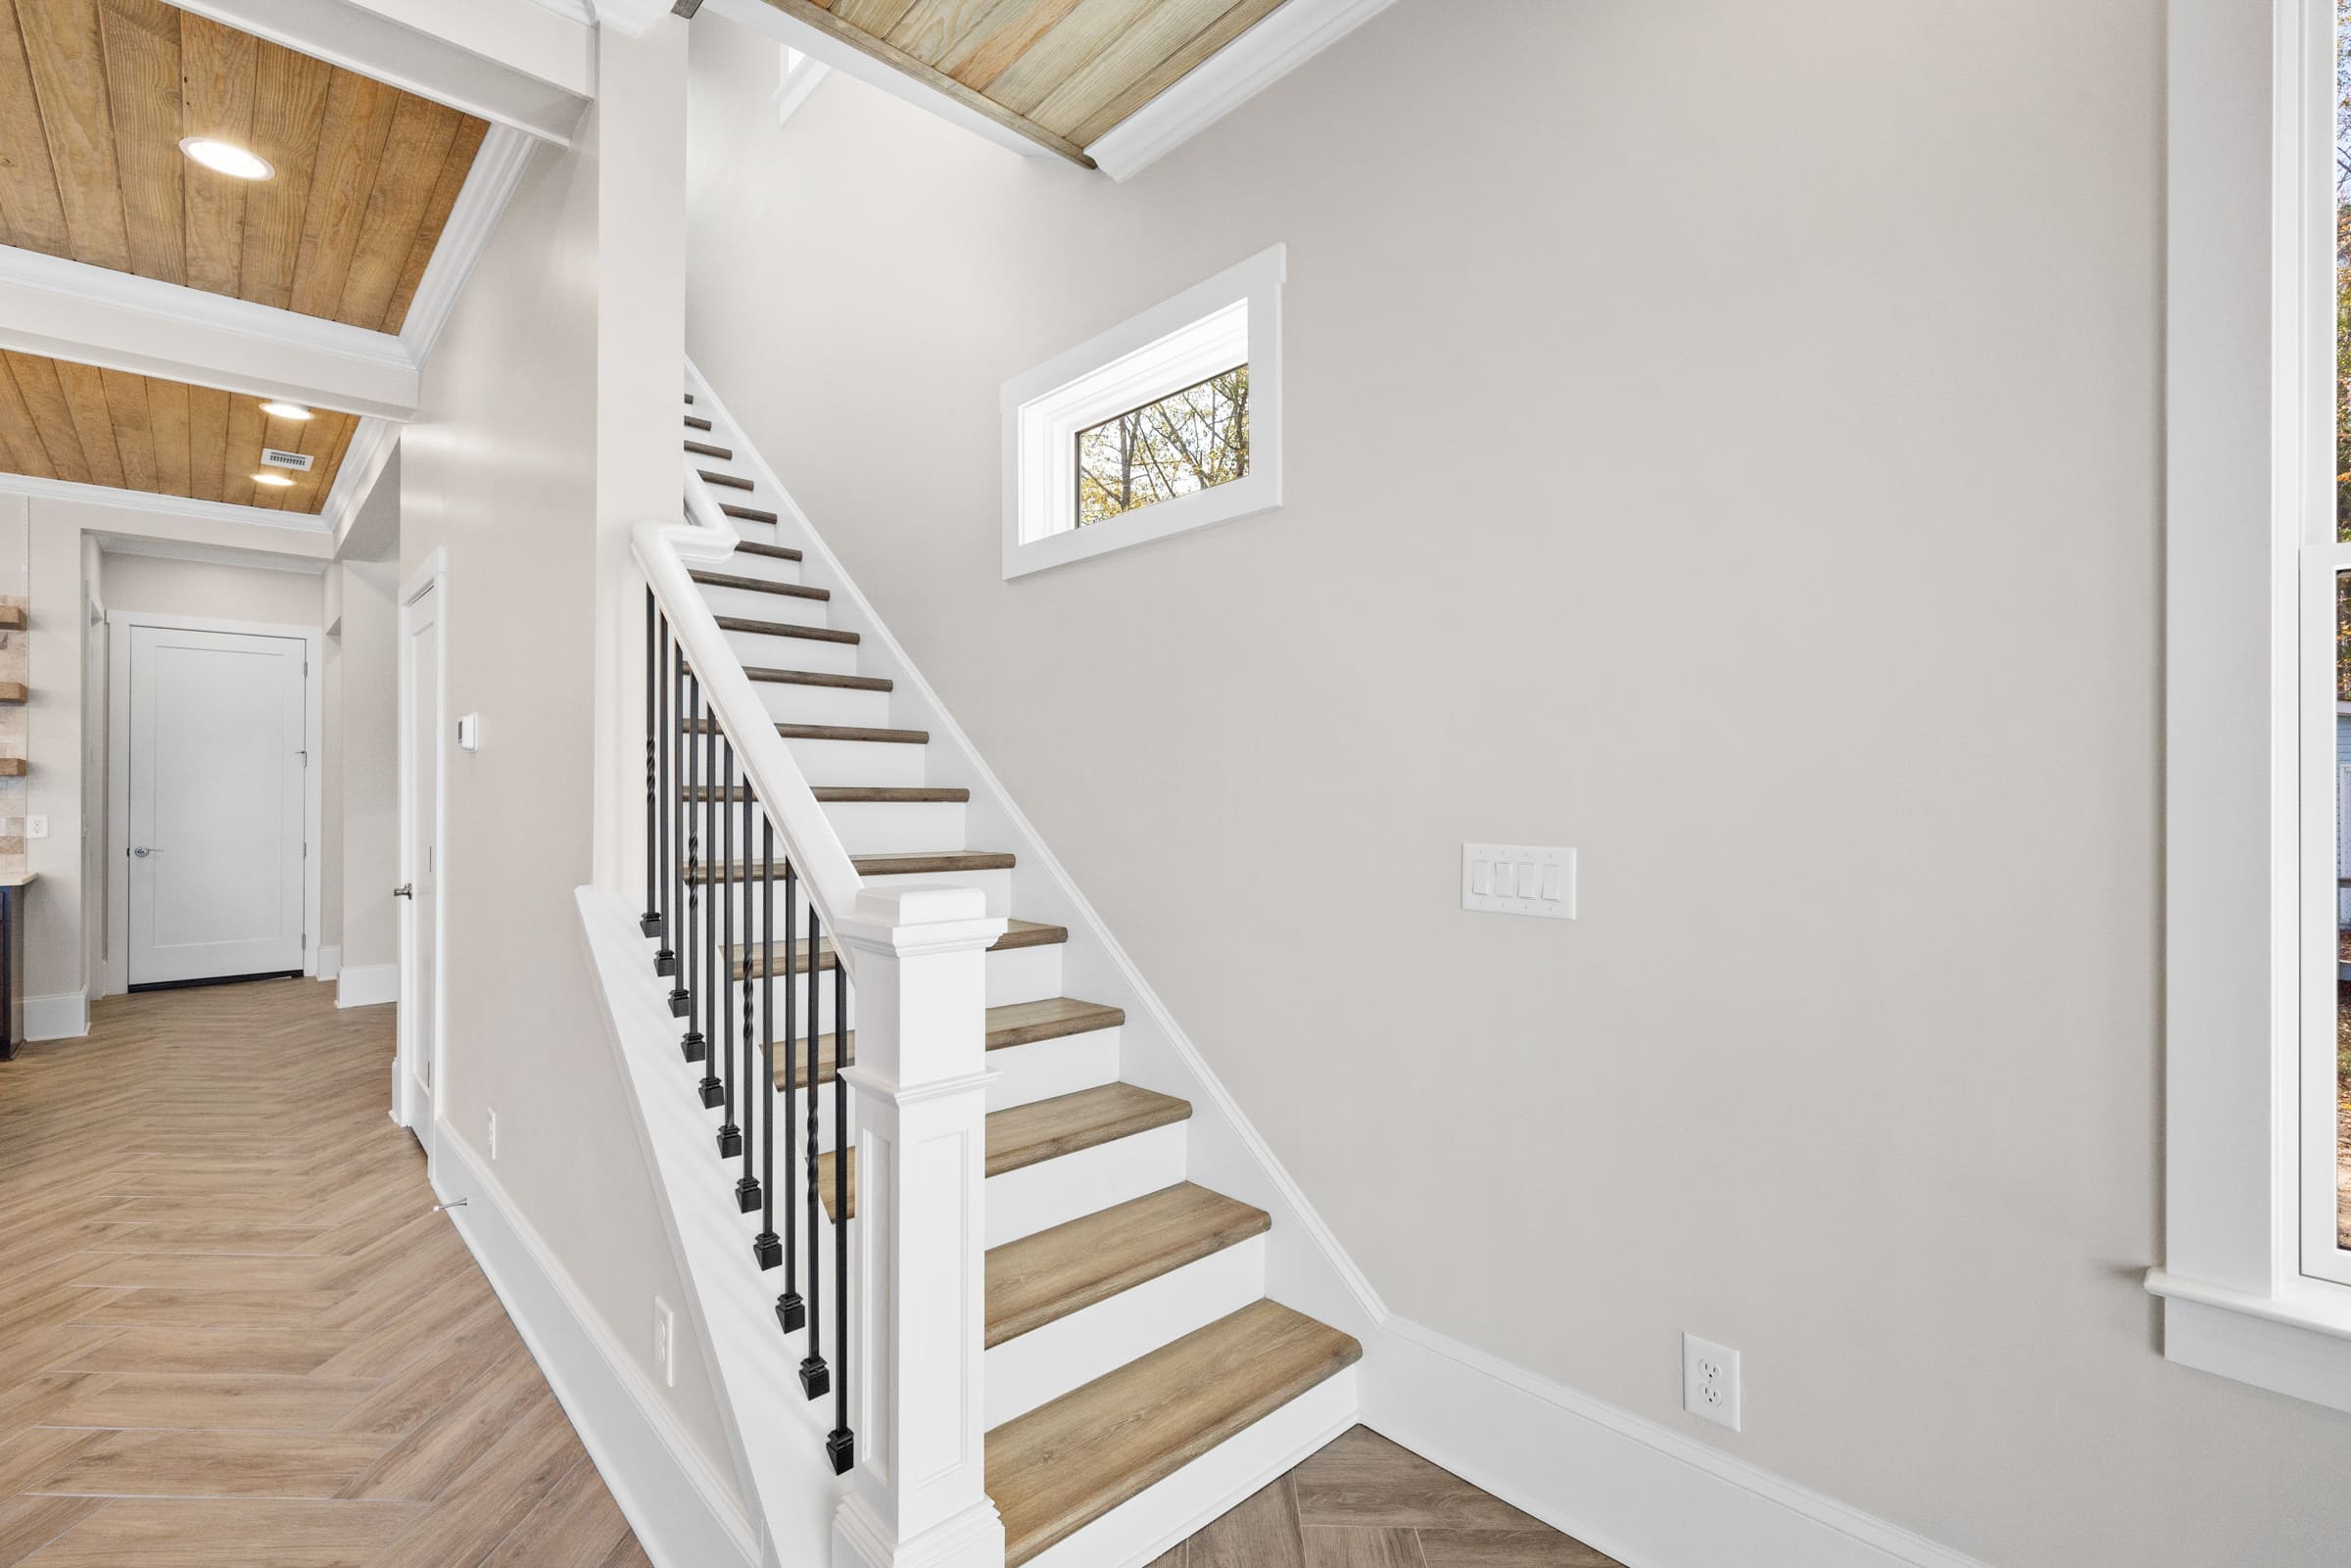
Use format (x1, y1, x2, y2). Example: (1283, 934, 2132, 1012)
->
(316, 945, 342, 982)
(336, 963, 398, 1009)
(433, 1132, 761, 1568)
(1363, 1317, 1994, 1568)
(24, 991, 88, 1041)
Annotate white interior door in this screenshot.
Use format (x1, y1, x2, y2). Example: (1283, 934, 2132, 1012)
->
(126, 625, 308, 986)
(400, 583, 442, 1142)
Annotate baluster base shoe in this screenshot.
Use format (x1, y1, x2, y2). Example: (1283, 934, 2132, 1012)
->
(696, 1077, 725, 1110)
(799, 1357, 830, 1400)
(736, 1178, 763, 1212)
(716, 1124, 742, 1159)
(679, 1032, 705, 1064)
(775, 1292, 804, 1331)
(667, 990, 691, 1020)
(754, 1232, 784, 1269)
(641, 913, 664, 939)
(826, 1430, 854, 1476)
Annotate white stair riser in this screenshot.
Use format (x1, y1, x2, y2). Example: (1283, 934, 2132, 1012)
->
(748, 681, 893, 730)
(1022, 1369, 1360, 1568)
(987, 1122, 1188, 1248)
(697, 582, 830, 625)
(704, 937, 1061, 1030)
(782, 736, 926, 786)
(984, 1236, 1268, 1429)
(818, 798, 965, 853)
(721, 628, 860, 676)
(986, 1025, 1121, 1111)
(858, 867, 1011, 915)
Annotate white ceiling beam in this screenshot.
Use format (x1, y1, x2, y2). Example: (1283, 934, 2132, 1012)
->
(171, 0, 594, 144)
(0, 249, 418, 422)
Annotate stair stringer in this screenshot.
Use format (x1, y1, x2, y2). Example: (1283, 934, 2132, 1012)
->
(686, 359, 1394, 1562)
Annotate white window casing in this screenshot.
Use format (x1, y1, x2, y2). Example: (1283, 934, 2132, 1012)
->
(2148, 0, 2351, 1410)
(1001, 243, 1284, 580)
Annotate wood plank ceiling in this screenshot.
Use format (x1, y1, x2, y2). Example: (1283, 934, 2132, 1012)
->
(0, 350, 358, 513)
(765, 0, 1288, 165)
(0, 0, 491, 333)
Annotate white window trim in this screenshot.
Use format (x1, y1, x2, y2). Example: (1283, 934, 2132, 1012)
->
(2146, 0, 2351, 1411)
(1001, 243, 1283, 580)
(776, 44, 831, 126)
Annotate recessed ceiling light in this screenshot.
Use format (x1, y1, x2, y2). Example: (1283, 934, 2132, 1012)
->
(179, 137, 273, 180)
(252, 472, 295, 488)
(260, 402, 312, 421)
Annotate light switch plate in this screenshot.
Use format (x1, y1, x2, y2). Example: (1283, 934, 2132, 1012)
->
(456, 713, 480, 752)
(1463, 843, 1575, 919)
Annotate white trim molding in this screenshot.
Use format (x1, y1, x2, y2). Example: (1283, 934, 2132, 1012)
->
(336, 963, 399, 1009)
(396, 125, 540, 365)
(433, 1131, 763, 1568)
(1001, 244, 1283, 580)
(1086, 0, 1402, 181)
(24, 991, 89, 1042)
(2151, 0, 2351, 1411)
(315, 944, 342, 982)
(0, 473, 335, 539)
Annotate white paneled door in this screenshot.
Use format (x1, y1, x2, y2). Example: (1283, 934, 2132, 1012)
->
(126, 624, 309, 986)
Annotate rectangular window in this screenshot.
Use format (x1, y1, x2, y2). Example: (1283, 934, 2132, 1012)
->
(1002, 245, 1282, 579)
(1075, 364, 1250, 526)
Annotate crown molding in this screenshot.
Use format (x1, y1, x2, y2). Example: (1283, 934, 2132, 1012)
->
(398, 124, 540, 365)
(322, 419, 402, 554)
(1086, 0, 1404, 181)
(98, 535, 331, 575)
(0, 471, 333, 536)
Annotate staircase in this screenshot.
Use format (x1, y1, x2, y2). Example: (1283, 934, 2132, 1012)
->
(654, 377, 1363, 1566)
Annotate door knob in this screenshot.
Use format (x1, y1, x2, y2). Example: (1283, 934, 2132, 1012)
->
(131, 846, 152, 858)
(393, 883, 412, 899)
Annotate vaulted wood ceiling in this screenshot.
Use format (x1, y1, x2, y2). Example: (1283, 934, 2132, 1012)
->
(0, 0, 490, 332)
(767, 0, 1288, 164)
(0, 351, 358, 512)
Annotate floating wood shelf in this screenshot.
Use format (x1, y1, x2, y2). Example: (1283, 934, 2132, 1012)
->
(0, 684, 27, 704)
(0, 607, 24, 631)
(0, 759, 28, 777)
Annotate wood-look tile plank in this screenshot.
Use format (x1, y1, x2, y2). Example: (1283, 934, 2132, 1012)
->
(1188, 1474, 1302, 1568)
(596, 1540, 655, 1568)
(48, 1372, 377, 1432)
(176, 12, 255, 297)
(0, 0, 72, 256)
(475, 1454, 631, 1568)
(1413, 1532, 1621, 1568)
(61, 1327, 358, 1377)
(93, 0, 182, 283)
(15, 1496, 422, 1565)
(0, 1494, 104, 1568)
(1302, 1528, 1426, 1568)
(1294, 1429, 1546, 1533)
(0, 1434, 100, 1503)
(68, 1252, 342, 1292)
(69, 1288, 348, 1329)
(363, 1396, 587, 1567)
(30, 1429, 394, 1499)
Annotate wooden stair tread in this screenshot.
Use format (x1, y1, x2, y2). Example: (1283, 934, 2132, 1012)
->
(722, 503, 782, 526)
(985, 1184, 1270, 1349)
(771, 995, 1125, 1091)
(744, 665, 890, 691)
(689, 570, 827, 601)
(685, 440, 734, 459)
(818, 1083, 1188, 1219)
(715, 615, 857, 645)
(683, 393, 695, 404)
(690, 784, 969, 804)
(698, 849, 1015, 883)
(700, 469, 753, 491)
(0, 606, 24, 630)
(987, 1301, 1363, 1565)
(0, 682, 27, 703)
(686, 720, 927, 745)
(0, 757, 26, 777)
(730, 919, 1065, 980)
(732, 539, 800, 561)
(685, 414, 712, 431)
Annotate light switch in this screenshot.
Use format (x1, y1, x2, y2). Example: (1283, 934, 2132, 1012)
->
(1462, 843, 1576, 920)
(456, 713, 481, 752)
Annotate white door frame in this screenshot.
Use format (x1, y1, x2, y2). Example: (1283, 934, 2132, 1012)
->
(395, 549, 448, 1155)
(106, 611, 324, 997)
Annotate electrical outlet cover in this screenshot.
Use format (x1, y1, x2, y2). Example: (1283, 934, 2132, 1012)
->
(1682, 1332, 1741, 1432)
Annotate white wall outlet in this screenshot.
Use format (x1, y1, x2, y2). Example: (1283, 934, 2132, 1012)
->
(486, 1109, 498, 1161)
(652, 1296, 678, 1388)
(1463, 843, 1575, 919)
(24, 816, 45, 839)
(456, 713, 481, 752)
(1682, 1333, 1742, 1432)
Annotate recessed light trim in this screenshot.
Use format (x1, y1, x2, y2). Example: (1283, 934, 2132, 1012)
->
(259, 402, 312, 421)
(251, 472, 296, 488)
(179, 137, 274, 181)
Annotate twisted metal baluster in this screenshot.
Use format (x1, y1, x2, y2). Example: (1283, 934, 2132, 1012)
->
(772, 861, 801, 1321)
(696, 715, 724, 1109)
(677, 672, 702, 1054)
(799, 896, 829, 1399)
(826, 953, 853, 1472)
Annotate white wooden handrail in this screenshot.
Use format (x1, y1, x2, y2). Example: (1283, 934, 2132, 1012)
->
(631, 514, 864, 943)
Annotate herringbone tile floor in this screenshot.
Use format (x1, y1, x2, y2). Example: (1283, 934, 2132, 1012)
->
(0, 978, 647, 1568)
(1164, 1426, 1620, 1568)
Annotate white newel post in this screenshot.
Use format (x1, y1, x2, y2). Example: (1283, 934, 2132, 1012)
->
(831, 885, 1009, 1568)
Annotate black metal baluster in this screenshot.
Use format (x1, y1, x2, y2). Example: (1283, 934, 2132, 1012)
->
(827, 953, 853, 1472)
(773, 860, 802, 1325)
(716, 736, 741, 1151)
(746, 815, 774, 1229)
(641, 591, 662, 938)
(655, 621, 676, 976)
(800, 897, 829, 1400)
(675, 672, 701, 1048)
(736, 788, 760, 1206)
(696, 714, 724, 1109)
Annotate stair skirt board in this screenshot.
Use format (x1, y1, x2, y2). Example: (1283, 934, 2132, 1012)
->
(433, 1129, 762, 1568)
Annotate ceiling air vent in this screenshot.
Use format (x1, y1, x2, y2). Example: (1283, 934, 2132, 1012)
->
(260, 448, 314, 472)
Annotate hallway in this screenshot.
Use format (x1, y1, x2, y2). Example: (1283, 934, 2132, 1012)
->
(0, 980, 646, 1567)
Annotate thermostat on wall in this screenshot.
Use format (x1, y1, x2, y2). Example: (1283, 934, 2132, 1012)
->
(456, 714, 480, 752)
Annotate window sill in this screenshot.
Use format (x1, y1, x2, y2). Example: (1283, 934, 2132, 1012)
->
(2144, 1268, 2351, 1414)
